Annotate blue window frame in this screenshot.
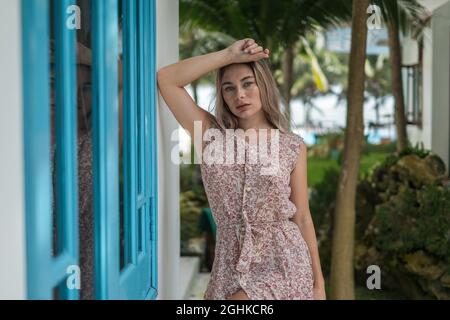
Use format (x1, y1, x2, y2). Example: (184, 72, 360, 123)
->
(22, 0, 79, 300)
(22, 0, 157, 300)
(92, 0, 157, 300)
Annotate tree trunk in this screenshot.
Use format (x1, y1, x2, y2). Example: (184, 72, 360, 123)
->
(329, 0, 368, 300)
(282, 45, 294, 124)
(388, 20, 408, 152)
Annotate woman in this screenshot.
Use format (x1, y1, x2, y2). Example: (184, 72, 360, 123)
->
(157, 38, 325, 300)
(50, 38, 124, 299)
(50, 39, 97, 300)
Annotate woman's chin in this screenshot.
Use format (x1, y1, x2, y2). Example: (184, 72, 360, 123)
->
(235, 109, 255, 119)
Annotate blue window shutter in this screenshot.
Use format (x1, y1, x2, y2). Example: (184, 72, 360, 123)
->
(22, 0, 79, 300)
(92, 0, 157, 299)
(22, 0, 157, 300)
(117, 0, 158, 300)
(146, 0, 159, 299)
(91, 0, 121, 300)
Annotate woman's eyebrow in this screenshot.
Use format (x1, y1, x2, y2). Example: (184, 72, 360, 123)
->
(222, 76, 255, 86)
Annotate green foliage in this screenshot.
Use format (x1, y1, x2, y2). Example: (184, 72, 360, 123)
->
(371, 0, 426, 33)
(309, 167, 340, 276)
(355, 148, 450, 299)
(358, 152, 390, 181)
(361, 141, 396, 155)
(309, 142, 450, 298)
(180, 164, 209, 255)
(310, 167, 340, 228)
(180, 163, 208, 202)
(307, 157, 340, 188)
(399, 141, 431, 159)
(374, 184, 450, 262)
(315, 132, 343, 149)
(180, 190, 205, 255)
(308, 131, 344, 165)
(180, 0, 352, 51)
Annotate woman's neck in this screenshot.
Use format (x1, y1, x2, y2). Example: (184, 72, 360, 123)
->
(237, 117, 275, 131)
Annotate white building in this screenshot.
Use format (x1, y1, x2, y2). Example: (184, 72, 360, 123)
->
(0, 0, 181, 299)
(408, 0, 450, 171)
(1, 0, 449, 300)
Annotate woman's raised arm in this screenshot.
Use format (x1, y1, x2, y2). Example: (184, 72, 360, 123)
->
(156, 38, 269, 138)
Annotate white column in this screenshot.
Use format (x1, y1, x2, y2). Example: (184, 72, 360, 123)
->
(156, 0, 182, 299)
(0, 0, 27, 299)
(431, 2, 450, 173)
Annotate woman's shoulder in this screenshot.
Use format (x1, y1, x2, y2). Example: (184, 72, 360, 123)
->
(283, 130, 305, 146)
(282, 131, 306, 173)
(283, 131, 306, 157)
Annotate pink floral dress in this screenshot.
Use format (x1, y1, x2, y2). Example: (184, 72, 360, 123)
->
(199, 126, 314, 300)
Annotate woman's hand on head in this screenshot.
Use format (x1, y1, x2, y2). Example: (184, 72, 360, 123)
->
(226, 38, 270, 64)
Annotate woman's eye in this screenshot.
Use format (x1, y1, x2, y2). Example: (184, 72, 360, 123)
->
(243, 82, 253, 87)
(224, 87, 234, 92)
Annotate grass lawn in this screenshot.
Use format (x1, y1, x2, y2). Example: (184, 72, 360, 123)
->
(307, 152, 389, 188)
(307, 157, 340, 188)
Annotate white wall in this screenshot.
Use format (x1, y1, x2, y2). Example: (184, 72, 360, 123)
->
(0, 0, 181, 300)
(407, 27, 432, 149)
(430, 2, 450, 172)
(418, 0, 449, 13)
(408, 1, 450, 173)
(0, 0, 27, 300)
(156, 0, 181, 299)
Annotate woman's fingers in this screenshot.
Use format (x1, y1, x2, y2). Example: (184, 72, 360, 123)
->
(244, 43, 258, 53)
(244, 38, 255, 47)
(244, 44, 269, 55)
(247, 45, 263, 54)
(255, 46, 264, 53)
(237, 38, 270, 61)
(256, 51, 269, 59)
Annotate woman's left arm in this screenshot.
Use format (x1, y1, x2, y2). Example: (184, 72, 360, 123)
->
(289, 140, 326, 300)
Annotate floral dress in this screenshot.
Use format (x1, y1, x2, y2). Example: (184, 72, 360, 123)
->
(199, 126, 314, 300)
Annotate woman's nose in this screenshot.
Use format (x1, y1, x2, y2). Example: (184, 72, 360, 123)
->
(236, 87, 245, 99)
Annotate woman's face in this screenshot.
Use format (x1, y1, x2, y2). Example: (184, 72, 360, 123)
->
(221, 64, 263, 120)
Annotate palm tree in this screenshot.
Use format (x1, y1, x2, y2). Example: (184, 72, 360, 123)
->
(365, 54, 392, 136)
(288, 32, 348, 128)
(329, 0, 369, 300)
(277, 1, 351, 123)
(372, 0, 425, 152)
(180, 0, 352, 124)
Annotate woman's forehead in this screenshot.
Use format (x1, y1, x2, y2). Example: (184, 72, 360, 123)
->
(222, 64, 254, 82)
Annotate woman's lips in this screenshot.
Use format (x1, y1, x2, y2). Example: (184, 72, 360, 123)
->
(236, 103, 250, 111)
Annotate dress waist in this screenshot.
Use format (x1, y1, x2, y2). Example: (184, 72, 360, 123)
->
(216, 216, 292, 275)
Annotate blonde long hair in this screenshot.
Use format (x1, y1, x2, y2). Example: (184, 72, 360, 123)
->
(209, 59, 291, 133)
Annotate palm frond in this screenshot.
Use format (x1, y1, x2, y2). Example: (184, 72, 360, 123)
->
(180, 0, 354, 51)
(371, 0, 426, 34)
